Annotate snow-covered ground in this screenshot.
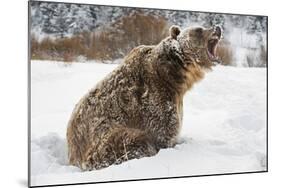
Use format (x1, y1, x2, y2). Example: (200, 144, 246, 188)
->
(30, 60, 267, 187)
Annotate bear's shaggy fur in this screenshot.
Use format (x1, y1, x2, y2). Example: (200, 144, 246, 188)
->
(67, 25, 222, 170)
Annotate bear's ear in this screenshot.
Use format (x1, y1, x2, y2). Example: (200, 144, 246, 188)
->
(169, 25, 181, 39)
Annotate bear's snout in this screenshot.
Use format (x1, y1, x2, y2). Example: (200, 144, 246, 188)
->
(212, 25, 222, 39)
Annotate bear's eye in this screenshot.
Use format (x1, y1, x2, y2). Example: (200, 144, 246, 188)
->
(195, 28, 203, 34)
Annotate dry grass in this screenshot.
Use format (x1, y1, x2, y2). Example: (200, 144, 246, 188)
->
(85, 11, 169, 60)
(216, 40, 233, 66)
(31, 12, 169, 62)
(31, 34, 86, 62)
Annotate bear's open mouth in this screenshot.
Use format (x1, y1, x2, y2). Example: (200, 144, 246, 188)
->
(207, 26, 222, 61)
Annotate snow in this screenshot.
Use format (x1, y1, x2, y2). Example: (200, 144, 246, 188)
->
(30, 60, 267, 187)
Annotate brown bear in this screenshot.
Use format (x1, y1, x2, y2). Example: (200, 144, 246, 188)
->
(67, 25, 222, 170)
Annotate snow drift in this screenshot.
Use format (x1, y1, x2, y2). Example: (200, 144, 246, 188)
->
(30, 60, 267, 186)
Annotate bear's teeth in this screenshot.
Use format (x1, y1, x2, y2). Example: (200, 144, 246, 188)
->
(207, 50, 214, 58)
(211, 36, 219, 40)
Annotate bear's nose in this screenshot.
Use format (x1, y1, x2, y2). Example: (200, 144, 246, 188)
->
(213, 25, 222, 38)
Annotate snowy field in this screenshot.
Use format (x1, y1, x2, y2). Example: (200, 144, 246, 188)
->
(30, 60, 267, 186)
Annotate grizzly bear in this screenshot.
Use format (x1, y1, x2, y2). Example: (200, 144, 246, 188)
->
(67, 25, 222, 170)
